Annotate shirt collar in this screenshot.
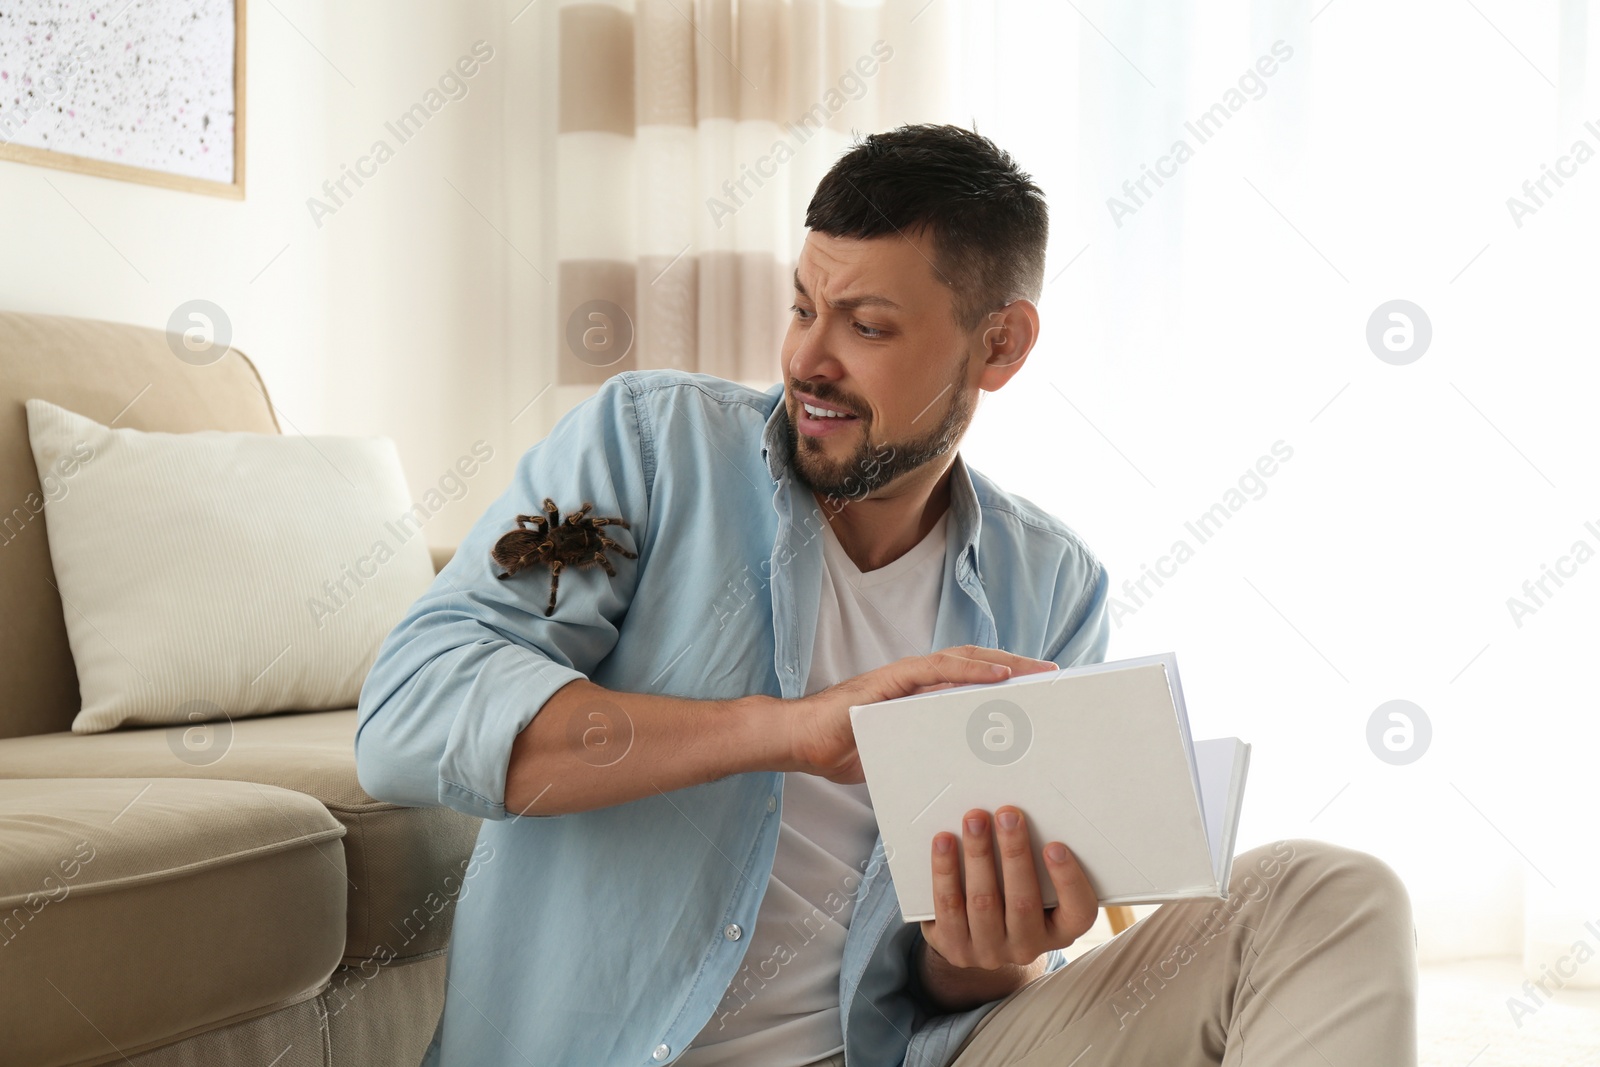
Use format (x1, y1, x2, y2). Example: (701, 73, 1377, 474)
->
(759, 387, 984, 583)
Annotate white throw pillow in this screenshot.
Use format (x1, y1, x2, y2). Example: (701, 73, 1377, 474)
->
(25, 398, 437, 734)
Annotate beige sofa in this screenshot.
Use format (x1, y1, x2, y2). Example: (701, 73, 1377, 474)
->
(0, 311, 481, 1067)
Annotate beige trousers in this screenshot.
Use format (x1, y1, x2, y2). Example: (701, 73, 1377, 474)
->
(812, 838, 1418, 1067)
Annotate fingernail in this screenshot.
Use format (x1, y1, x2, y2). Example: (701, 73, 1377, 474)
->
(990, 664, 1010, 676)
(1046, 843, 1067, 864)
(935, 834, 953, 854)
(997, 810, 1019, 831)
(965, 815, 985, 835)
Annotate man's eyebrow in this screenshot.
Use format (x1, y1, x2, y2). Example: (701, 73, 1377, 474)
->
(792, 270, 903, 312)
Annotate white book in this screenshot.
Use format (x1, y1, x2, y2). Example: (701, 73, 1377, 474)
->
(849, 652, 1250, 923)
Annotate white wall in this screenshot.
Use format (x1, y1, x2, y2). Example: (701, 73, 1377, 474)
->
(0, 0, 562, 549)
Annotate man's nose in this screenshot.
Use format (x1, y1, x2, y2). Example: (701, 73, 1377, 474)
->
(787, 318, 841, 383)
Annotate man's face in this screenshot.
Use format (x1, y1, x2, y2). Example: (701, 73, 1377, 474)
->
(780, 228, 981, 500)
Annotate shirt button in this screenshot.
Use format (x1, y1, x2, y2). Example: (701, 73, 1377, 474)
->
(653, 1044, 671, 1061)
(766, 795, 776, 813)
(724, 923, 742, 941)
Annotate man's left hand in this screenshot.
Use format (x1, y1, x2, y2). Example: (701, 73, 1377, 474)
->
(922, 806, 1100, 973)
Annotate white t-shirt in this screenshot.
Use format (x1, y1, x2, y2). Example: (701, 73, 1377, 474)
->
(678, 510, 949, 1066)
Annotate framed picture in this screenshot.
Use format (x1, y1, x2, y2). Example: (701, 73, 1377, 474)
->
(0, 0, 246, 198)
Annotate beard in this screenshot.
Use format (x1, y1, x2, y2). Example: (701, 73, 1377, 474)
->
(783, 365, 975, 501)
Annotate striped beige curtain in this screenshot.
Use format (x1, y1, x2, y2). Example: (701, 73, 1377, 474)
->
(555, 0, 956, 386)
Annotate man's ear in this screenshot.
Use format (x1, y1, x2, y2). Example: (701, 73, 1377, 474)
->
(976, 299, 1040, 391)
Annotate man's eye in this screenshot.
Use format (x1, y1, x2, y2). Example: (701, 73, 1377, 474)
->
(790, 303, 889, 337)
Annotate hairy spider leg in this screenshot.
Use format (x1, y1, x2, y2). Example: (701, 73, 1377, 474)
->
(542, 498, 562, 527)
(594, 533, 638, 559)
(591, 551, 618, 577)
(565, 503, 594, 523)
(544, 559, 564, 616)
(513, 514, 549, 536)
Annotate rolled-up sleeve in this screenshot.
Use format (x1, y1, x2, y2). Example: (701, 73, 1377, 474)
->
(355, 374, 652, 821)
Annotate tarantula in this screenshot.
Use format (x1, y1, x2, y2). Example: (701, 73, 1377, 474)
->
(491, 498, 637, 616)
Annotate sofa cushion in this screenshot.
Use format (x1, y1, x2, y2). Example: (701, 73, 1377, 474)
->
(0, 777, 347, 1067)
(24, 397, 438, 734)
(0, 708, 483, 964)
(0, 311, 282, 742)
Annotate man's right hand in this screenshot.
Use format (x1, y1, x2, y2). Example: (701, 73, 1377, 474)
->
(782, 645, 1059, 783)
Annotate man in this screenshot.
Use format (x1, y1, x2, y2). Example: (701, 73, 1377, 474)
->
(356, 124, 1418, 1067)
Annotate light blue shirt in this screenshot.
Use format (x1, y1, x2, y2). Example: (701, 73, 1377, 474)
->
(355, 370, 1110, 1067)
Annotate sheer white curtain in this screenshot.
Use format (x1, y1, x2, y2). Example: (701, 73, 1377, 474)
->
(962, 0, 1600, 969)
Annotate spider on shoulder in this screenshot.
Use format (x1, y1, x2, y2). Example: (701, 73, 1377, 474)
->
(491, 498, 637, 616)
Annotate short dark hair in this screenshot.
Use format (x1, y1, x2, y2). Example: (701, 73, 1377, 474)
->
(804, 123, 1048, 332)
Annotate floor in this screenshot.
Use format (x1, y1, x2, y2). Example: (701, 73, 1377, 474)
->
(1416, 957, 1600, 1067)
(1062, 916, 1599, 1063)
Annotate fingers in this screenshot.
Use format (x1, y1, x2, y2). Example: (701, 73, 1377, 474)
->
(994, 806, 1047, 951)
(889, 646, 1056, 696)
(959, 809, 1006, 964)
(938, 644, 1059, 676)
(945, 808, 1047, 968)
(858, 647, 1060, 706)
(1040, 840, 1100, 946)
(864, 655, 1005, 706)
(925, 827, 969, 954)
(925, 810, 1095, 968)
(930, 650, 1014, 684)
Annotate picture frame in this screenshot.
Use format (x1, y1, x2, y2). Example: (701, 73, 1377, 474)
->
(0, 0, 246, 199)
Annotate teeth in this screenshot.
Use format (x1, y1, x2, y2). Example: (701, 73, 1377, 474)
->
(803, 402, 852, 419)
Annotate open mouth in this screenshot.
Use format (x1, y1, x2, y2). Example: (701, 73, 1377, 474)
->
(795, 396, 861, 438)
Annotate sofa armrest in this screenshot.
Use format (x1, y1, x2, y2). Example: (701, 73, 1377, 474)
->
(429, 545, 457, 574)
